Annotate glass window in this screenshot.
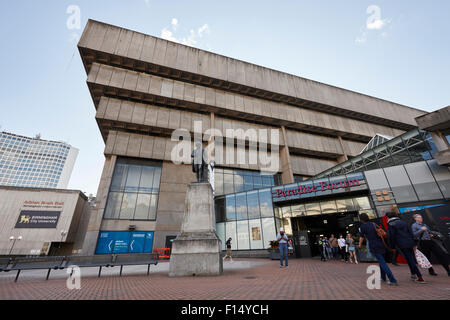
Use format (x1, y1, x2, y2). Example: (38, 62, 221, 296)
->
(281, 205, 292, 218)
(235, 193, 248, 220)
(110, 163, 128, 192)
(216, 223, 226, 250)
(139, 166, 154, 193)
(104, 192, 123, 219)
(149, 195, 158, 220)
(214, 170, 223, 195)
(248, 219, 263, 249)
(291, 204, 306, 217)
(215, 198, 226, 223)
(104, 158, 162, 221)
(125, 165, 142, 192)
(224, 174, 234, 194)
(225, 195, 236, 221)
(259, 189, 274, 217)
(234, 173, 244, 193)
(253, 176, 262, 189)
(320, 200, 337, 214)
(336, 198, 356, 212)
(243, 175, 253, 191)
(384, 166, 418, 203)
(152, 167, 161, 191)
(261, 218, 276, 249)
(120, 193, 138, 219)
(427, 160, 450, 198)
(246, 191, 260, 219)
(305, 202, 321, 215)
(353, 197, 371, 210)
(405, 162, 443, 201)
(134, 194, 151, 220)
(237, 220, 250, 250)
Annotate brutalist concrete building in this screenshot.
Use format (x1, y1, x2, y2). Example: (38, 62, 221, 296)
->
(78, 20, 434, 256)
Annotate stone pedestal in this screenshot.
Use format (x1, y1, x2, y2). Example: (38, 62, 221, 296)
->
(169, 182, 223, 277)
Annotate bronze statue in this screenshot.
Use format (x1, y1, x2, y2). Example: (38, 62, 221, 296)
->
(192, 142, 209, 183)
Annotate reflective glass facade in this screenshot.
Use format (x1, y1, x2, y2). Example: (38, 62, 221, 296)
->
(214, 167, 282, 196)
(215, 188, 276, 250)
(315, 129, 436, 178)
(104, 158, 162, 221)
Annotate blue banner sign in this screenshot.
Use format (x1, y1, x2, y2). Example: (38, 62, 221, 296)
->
(95, 231, 154, 254)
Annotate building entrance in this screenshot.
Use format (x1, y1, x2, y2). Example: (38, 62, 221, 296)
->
(291, 212, 360, 258)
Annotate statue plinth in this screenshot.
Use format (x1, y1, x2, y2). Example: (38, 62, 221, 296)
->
(169, 182, 223, 277)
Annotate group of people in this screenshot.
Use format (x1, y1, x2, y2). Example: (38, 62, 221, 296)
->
(225, 211, 449, 285)
(358, 211, 450, 285)
(315, 234, 358, 264)
(274, 211, 449, 286)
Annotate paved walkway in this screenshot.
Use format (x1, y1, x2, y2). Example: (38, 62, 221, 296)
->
(0, 258, 449, 300)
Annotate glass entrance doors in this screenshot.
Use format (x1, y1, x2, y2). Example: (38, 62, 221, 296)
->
(291, 212, 360, 258)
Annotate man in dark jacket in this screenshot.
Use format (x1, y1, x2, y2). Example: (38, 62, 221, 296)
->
(386, 212, 426, 283)
(358, 213, 398, 285)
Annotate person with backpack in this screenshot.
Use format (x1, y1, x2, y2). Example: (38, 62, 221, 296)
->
(386, 212, 426, 283)
(358, 213, 398, 285)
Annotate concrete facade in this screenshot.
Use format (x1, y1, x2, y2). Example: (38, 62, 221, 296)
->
(416, 106, 450, 166)
(78, 20, 427, 255)
(0, 187, 90, 256)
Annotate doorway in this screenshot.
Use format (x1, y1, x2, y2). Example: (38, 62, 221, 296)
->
(292, 212, 360, 257)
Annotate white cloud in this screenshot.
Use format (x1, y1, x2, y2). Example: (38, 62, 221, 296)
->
(144, 0, 150, 7)
(367, 18, 390, 30)
(171, 18, 178, 30)
(160, 20, 211, 48)
(161, 28, 179, 43)
(355, 5, 391, 44)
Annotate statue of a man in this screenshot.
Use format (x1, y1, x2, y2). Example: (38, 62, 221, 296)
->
(191, 142, 208, 183)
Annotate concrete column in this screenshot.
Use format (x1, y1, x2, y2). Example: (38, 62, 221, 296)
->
(81, 154, 117, 255)
(280, 126, 294, 184)
(431, 132, 449, 152)
(337, 136, 349, 163)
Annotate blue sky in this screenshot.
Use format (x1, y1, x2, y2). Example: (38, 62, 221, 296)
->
(0, 1, 449, 195)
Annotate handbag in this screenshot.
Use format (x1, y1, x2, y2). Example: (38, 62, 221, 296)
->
(414, 248, 432, 269)
(372, 223, 393, 252)
(372, 223, 387, 239)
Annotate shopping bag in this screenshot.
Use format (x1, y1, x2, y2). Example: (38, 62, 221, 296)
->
(415, 249, 432, 269)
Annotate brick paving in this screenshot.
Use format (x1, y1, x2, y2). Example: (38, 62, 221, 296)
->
(0, 258, 449, 300)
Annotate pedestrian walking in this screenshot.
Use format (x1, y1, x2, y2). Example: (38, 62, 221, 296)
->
(358, 213, 398, 285)
(386, 212, 426, 283)
(277, 227, 289, 268)
(412, 214, 450, 277)
(338, 234, 347, 261)
(346, 233, 358, 264)
(223, 237, 233, 262)
(323, 237, 332, 260)
(329, 234, 339, 260)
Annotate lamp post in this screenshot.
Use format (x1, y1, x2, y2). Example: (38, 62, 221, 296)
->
(9, 236, 22, 256)
(58, 230, 67, 255)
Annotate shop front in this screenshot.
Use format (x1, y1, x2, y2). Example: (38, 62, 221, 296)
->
(215, 160, 450, 258)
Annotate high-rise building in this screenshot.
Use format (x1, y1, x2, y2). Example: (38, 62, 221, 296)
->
(0, 131, 78, 189)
